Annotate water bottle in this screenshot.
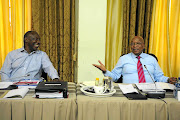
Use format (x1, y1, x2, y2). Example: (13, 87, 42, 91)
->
(174, 77, 180, 100)
(95, 78, 99, 86)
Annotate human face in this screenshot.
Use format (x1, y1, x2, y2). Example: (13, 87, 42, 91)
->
(26, 33, 40, 53)
(131, 37, 145, 56)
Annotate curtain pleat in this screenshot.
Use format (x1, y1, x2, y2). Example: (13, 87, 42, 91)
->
(32, 0, 75, 82)
(169, 0, 180, 77)
(105, 0, 123, 71)
(122, 0, 153, 54)
(149, 0, 171, 77)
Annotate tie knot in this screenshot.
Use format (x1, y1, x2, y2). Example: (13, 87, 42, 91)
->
(137, 56, 141, 59)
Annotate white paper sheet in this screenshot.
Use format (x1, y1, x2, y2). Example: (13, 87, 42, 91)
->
(0, 82, 13, 89)
(3, 88, 29, 99)
(136, 82, 175, 90)
(118, 84, 138, 94)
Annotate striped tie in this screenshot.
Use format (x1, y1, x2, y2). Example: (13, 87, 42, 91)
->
(137, 56, 146, 83)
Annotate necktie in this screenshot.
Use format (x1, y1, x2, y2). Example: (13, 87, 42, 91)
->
(137, 56, 146, 83)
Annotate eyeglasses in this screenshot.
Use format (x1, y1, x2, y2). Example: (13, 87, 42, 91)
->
(131, 42, 142, 46)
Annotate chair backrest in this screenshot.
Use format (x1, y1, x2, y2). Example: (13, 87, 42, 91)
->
(148, 53, 158, 61)
(115, 53, 158, 83)
(41, 70, 47, 80)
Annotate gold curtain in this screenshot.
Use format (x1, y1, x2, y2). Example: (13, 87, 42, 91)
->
(106, 0, 153, 70)
(0, 0, 31, 74)
(149, 0, 180, 77)
(169, 0, 180, 77)
(122, 0, 154, 54)
(105, 0, 123, 71)
(32, 0, 75, 82)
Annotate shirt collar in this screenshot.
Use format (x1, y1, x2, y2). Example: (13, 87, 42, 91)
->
(19, 47, 40, 54)
(131, 52, 145, 59)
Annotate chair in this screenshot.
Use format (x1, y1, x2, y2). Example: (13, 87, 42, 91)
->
(41, 70, 47, 80)
(115, 53, 158, 83)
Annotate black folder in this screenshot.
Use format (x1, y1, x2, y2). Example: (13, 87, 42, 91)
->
(123, 92, 147, 100)
(35, 81, 68, 98)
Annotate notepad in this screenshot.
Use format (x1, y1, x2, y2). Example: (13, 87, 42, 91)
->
(118, 84, 138, 94)
(3, 88, 29, 99)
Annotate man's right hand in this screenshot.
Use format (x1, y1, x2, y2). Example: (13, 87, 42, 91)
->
(92, 60, 106, 73)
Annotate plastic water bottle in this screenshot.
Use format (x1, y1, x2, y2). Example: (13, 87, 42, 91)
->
(95, 78, 99, 86)
(174, 77, 180, 100)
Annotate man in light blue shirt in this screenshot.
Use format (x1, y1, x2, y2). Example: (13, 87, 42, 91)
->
(0, 31, 59, 81)
(93, 36, 177, 84)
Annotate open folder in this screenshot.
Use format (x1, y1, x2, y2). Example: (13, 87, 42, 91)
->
(118, 84, 147, 100)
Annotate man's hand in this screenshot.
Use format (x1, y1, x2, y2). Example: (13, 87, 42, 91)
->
(53, 78, 63, 81)
(167, 77, 177, 84)
(92, 60, 106, 73)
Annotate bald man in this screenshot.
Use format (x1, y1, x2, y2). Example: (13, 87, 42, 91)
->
(93, 36, 177, 84)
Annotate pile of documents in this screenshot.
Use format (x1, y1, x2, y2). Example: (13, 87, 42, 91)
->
(35, 92, 64, 99)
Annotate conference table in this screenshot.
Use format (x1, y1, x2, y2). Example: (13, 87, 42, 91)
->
(0, 82, 180, 120)
(76, 83, 180, 120)
(0, 82, 77, 120)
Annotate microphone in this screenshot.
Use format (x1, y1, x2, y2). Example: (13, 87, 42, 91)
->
(144, 65, 165, 98)
(2, 74, 30, 82)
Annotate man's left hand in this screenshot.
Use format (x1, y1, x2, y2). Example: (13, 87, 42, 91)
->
(167, 77, 177, 84)
(53, 78, 63, 81)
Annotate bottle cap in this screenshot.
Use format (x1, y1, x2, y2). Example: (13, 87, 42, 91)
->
(96, 78, 99, 81)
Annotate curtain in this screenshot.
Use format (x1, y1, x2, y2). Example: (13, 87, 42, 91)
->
(169, 0, 180, 78)
(122, 0, 153, 54)
(0, 0, 31, 78)
(105, 0, 123, 71)
(150, 0, 180, 77)
(32, 0, 75, 82)
(106, 0, 153, 71)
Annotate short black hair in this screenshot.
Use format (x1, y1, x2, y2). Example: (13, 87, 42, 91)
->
(24, 31, 38, 40)
(23, 31, 39, 45)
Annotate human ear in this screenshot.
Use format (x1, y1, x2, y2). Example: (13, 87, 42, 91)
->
(24, 37, 29, 43)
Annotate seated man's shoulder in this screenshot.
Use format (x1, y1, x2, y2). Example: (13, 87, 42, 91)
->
(6, 48, 22, 56)
(146, 53, 158, 62)
(120, 53, 131, 59)
(39, 50, 48, 56)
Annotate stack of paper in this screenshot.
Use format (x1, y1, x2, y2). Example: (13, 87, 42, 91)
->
(13, 80, 40, 89)
(35, 92, 64, 99)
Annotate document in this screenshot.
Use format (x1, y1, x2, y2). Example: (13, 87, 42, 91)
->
(13, 80, 40, 89)
(156, 82, 175, 90)
(118, 84, 138, 94)
(3, 88, 29, 99)
(0, 82, 13, 89)
(135, 82, 175, 91)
